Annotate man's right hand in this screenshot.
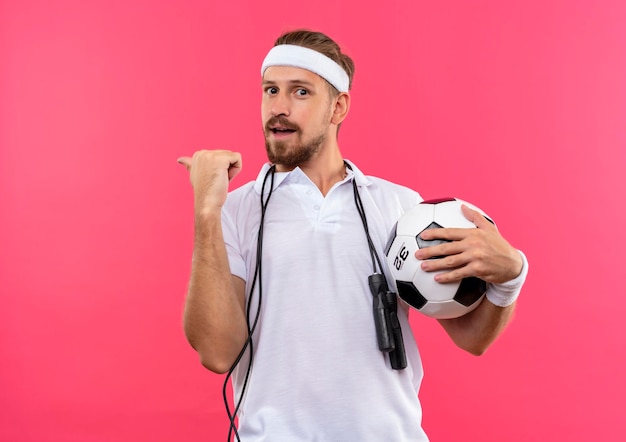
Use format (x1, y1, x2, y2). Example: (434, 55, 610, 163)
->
(177, 150, 242, 212)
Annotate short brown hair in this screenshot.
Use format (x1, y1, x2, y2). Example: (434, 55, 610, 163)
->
(274, 29, 355, 92)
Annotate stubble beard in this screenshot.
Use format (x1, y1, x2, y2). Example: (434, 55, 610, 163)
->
(265, 133, 326, 168)
(264, 115, 329, 168)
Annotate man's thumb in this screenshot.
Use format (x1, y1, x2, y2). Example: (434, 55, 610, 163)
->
(177, 156, 192, 170)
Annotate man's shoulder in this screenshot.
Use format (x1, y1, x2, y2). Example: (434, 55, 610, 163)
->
(367, 174, 414, 190)
(227, 180, 257, 199)
(364, 175, 422, 202)
(223, 180, 259, 216)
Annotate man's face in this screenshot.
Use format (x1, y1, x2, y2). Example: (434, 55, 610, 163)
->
(261, 66, 335, 168)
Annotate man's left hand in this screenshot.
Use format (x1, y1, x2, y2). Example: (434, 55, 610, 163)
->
(415, 205, 523, 284)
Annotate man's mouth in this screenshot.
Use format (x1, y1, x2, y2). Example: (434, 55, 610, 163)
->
(269, 126, 297, 136)
(269, 126, 297, 140)
(266, 117, 299, 136)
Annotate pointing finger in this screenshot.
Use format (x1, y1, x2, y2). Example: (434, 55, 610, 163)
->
(177, 156, 192, 170)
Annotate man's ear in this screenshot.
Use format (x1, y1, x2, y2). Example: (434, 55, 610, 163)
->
(330, 92, 351, 125)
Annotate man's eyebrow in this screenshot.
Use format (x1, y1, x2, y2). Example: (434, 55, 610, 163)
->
(262, 79, 317, 88)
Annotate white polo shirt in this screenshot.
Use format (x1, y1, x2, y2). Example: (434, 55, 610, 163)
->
(221, 160, 429, 441)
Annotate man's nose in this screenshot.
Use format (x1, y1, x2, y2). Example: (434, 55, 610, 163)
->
(270, 92, 290, 117)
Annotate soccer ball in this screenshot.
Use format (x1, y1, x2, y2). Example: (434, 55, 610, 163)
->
(384, 197, 494, 319)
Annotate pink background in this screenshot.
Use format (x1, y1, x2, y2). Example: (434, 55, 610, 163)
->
(2, 0, 625, 440)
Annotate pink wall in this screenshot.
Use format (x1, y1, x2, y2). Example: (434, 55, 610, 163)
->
(1, 0, 625, 440)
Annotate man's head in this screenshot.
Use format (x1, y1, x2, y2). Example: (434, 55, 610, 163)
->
(260, 30, 354, 168)
(268, 30, 355, 94)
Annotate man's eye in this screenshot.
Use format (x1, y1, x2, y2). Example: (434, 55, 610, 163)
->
(266, 87, 278, 95)
(296, 89, 308, 96)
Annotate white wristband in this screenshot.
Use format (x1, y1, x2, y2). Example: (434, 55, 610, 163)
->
(485, 250, 529, 307)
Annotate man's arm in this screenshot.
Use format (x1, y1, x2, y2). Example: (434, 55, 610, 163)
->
(178, 150, 248, 373)
(437, 298, 516, 356)
(415, 204, 527, 355)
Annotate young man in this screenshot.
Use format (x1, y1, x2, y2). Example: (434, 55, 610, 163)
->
(178, 30, 528, 441)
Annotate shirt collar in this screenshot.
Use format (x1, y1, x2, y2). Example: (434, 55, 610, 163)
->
(343, 159, 372, 187)
(253, 159, 372, 195)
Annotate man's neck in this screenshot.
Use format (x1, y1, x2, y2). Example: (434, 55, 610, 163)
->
(278, 147, 346, 197)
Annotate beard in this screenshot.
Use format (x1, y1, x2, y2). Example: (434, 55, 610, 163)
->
(263, 116, 328, 168)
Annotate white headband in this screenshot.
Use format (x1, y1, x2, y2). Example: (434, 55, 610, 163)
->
(261, 44, 350, 93)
